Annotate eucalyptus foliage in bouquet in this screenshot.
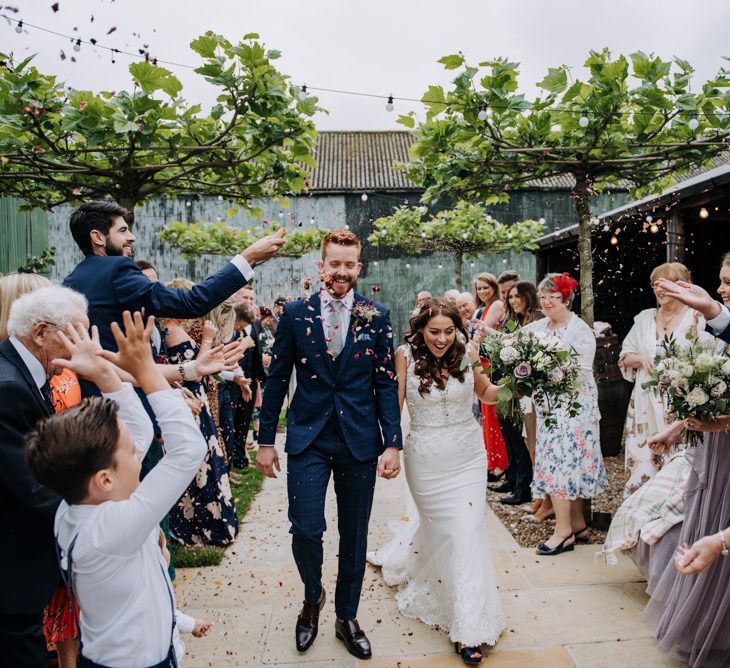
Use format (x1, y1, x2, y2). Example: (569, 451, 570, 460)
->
(476, 323, 582, 427)
(642, 332, 730, 446)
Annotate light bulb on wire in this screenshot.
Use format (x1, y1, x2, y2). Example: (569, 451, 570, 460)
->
(298, 85, 308, 101)
(650, 223, 659, 233)
(385, 96, 395, 112)
(688, 111, 699, 131)
(73, 38, 82, 53)
(361, 193, 368, 202)
(477, 105, 488, 121)
(579, 110, 589, 128)
(15, 20, 23, 33)
(699, 207, 709, 219)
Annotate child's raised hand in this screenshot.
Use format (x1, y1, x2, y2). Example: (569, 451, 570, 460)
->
(192, 618, 213, 637)
(99, 311, 167, 393)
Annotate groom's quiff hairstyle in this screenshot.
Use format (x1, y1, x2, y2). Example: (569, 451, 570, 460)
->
(321, 229, 361, 260)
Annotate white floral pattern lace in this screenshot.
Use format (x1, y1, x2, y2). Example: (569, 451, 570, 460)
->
(368, 346, 506, 647)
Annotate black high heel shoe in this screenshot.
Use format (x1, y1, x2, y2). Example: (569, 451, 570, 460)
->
(487, 470, 505, 483)
(454, 642, 483, 664)
(536, 534, 575, 556)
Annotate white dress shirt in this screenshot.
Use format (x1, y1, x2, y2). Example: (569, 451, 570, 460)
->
(230, 255, 255, 282)
(55, 384, 206, 667)
(320, 289, 354, 353)
(707, 304, 730, 336)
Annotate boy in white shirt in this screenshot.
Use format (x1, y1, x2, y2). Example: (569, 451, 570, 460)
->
(26, 311, 209, 667)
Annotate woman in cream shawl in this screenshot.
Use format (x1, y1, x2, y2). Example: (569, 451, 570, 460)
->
(618, 262, 705, 498)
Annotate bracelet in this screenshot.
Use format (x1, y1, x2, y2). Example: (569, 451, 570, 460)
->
(720, 530, 728, 557)
(179, 361, 199, 382)
(202, 339, 214, 345)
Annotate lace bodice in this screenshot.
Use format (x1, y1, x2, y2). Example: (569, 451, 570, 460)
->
(401, 345, 477, 432)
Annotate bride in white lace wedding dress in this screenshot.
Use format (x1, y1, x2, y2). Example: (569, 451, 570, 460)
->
(368, 301, 505, 663)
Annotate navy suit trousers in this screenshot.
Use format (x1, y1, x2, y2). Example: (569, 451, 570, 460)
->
(287, 416, 377, 620)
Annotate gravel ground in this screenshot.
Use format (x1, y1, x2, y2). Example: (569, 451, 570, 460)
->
(486, 449, 629, 548)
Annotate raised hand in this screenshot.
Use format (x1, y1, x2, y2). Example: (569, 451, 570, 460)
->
(99, 311, 167, 394)
(241, 228, 287, 266)
(52, 322, 122, 393)
(221, 340, 245, 371)
(655, 279, 722, 320)
(194, 344, 226, 377)
(201, 319, 218, 345)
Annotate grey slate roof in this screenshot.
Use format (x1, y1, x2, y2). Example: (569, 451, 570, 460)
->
(308, 131, 727, 194)
(308, 131, 580, 193)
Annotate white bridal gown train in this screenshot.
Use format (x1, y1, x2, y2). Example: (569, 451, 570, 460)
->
(368, 346, 505, 647)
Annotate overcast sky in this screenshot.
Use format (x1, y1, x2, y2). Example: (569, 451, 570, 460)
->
(2, 0, 729, 130)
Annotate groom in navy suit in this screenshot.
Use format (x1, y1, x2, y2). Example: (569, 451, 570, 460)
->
(257, 229, 402, 660)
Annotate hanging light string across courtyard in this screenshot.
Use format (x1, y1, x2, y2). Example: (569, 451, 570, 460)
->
(3, 12, 730, 138)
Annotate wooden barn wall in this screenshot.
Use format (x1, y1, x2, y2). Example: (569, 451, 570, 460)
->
(0, 197, 49, 275)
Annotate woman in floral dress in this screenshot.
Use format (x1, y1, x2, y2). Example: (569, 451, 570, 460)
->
(162, 306, 238, 547)
(523, 273, 607, 556)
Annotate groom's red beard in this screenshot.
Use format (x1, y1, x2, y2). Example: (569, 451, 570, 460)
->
(324, 274, 357, 297)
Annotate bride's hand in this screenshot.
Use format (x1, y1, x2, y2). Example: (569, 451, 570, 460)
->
(377, 446, 401, 479)
(466, 343, 480, 366)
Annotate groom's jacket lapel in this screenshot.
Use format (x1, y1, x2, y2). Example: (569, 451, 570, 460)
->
(304, 291, 335, 377)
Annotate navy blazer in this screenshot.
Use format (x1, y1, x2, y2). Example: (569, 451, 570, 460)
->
(0, 339, 60, 615)
(64, 256, 248, 351)
(258, 291, 402, 461)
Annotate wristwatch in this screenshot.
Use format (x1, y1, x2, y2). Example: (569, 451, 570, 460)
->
(720, 530, 728, 557)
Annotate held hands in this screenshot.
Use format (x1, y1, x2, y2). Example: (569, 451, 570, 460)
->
(655, 279, 722, 320)
(377, 446, 401, 479)
(675, 534, 724, 575)
(52, 322, 123, 393)
(256, 446, 281, 478)
(241, 228, 287, 266)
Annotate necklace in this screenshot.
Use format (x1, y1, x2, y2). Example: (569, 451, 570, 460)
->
(657, 305, 686, 332)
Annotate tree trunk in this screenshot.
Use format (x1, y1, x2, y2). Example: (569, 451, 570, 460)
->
(454, 252, 463, 291)
(117, 196, 137, 230)
(573, 176, 594, 327)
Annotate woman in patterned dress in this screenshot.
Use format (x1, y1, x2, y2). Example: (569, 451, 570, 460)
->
(162, 302, 238, 547)
(523, 273, 607, 555)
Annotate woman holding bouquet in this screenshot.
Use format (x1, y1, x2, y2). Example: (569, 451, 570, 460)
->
(369, 300, 505, 664)
(523, 273, 607, 555)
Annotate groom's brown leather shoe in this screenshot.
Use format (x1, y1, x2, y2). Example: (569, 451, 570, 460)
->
(335, 618, 372, 660)
(295, 589, 326, 652)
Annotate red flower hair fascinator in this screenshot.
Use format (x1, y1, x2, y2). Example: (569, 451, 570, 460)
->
(553, 272, 578, 300)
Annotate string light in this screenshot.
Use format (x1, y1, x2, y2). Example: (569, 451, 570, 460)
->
(298, 85, 308, 100)
(610, 236, 619, 245)
(73, 38, 81, 53)
(361, 193, 368, 202)
(699, 207, 709, 219)
(579, 110, 589, 128)
(385, 96, 395, 112)
(478, 105, 488, 121)
(688, 111, 699, 131)
(650, 223, 659, 233)
(14, 20, 22, 33)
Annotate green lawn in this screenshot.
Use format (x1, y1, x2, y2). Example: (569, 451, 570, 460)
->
(169, 460, 264, 568)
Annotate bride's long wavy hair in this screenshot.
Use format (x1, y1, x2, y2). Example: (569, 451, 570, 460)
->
(405, 299, 468, 396)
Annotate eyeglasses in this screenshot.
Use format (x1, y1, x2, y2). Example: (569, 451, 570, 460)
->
(538, 295, 564, 303)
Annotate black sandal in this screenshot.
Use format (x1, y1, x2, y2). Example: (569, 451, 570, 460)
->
(574, 526, 590, 543)
(454, 642, 483, 664)
(536, 534, 575, 556)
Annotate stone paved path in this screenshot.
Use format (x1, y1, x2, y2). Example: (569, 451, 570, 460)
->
(174, 440, 683, 668)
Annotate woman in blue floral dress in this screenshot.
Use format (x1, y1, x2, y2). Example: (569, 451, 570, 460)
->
(522, 273, 607, 556)
(164, 316, 238, 546)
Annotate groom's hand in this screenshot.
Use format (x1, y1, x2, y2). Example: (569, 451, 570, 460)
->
(256, 446, 281, 478)
(378, 447, 401, 479)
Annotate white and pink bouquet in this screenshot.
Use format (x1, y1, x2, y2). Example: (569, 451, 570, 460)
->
(475, 324, 582, 427)
(643, 332, 730, 446)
